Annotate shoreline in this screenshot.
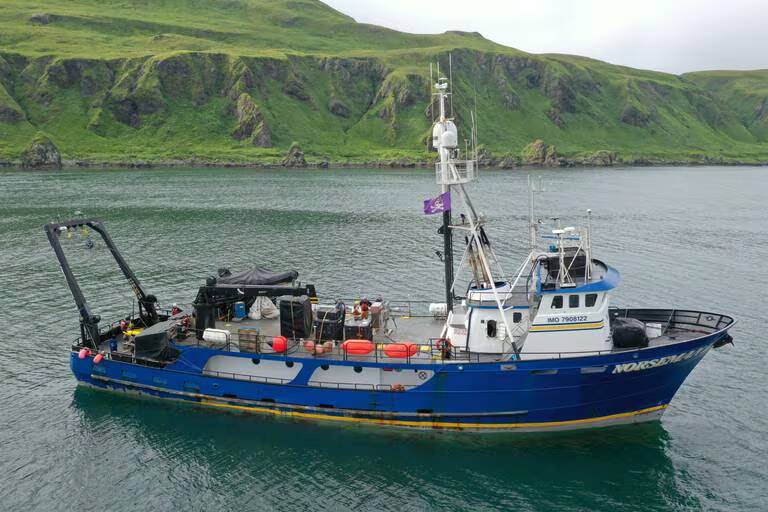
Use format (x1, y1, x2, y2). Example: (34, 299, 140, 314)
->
(1, 158, 767, 171)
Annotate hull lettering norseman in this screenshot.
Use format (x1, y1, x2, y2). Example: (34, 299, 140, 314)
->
(612, 347, 710, 374)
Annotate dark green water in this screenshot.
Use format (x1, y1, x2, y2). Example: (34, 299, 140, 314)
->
(0, 166, 765, 511)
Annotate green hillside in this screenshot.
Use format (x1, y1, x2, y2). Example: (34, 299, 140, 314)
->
(1, 0, 768, 166)
(683, 70, 768, 143)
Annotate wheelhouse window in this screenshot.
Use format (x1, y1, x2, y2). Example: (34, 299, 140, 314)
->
(513, 312, 522, 323)
(551, 295, 563, 309)
(586, 293, 598, 308)
(569, 295, 580, 308)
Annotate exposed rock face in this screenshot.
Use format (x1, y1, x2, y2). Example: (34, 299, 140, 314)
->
(252, 122, 272, 148)
(29, 13, 57, 24)
(0, 103, 24, 122)
(232, 93, 272, 147)
(284, 78, 309, 101)
(328, 98, 350, 118)
(282, 142, 306, 167)
(20, 134, 61, 169)
(620, 104, 651, 127)
(375, 73, 422, 121)
(0, 83, 25, 123)
(232, 93, 258, 140)
(475, 145, 495, 167)
(522, 139, 558, 166)
(547, 108, 565, 128)
(579, 150, 618, 166)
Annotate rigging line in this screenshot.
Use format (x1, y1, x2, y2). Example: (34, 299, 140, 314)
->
(450, 242, 473, 294)
(452, 182, 516, 347)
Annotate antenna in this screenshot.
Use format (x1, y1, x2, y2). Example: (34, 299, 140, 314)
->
(470, 110, 477, 162)
(429, 62, 434, 122)
(449, 52, 453, 118)
(528, 176, 545, 255)
(586, 208, 593, 280)
(473, 77, 478, 164)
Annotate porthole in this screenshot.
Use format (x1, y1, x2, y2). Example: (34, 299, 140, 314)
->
(285, 361, 294, 368)
(353, 366, 363, 373)
(321, 364, 330, 370)
(251, 358, 260, 365)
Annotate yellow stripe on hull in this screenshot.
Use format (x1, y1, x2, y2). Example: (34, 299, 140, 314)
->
(199, 399, 667, 431)
(530, 321, 605, 332)
(89, 374, 667, 432)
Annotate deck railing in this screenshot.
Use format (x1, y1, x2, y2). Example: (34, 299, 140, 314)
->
(610, 308, 735, 334)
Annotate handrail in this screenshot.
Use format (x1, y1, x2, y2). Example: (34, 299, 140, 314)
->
(75, 308, 735, 367)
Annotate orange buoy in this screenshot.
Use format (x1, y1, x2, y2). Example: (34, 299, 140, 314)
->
(342, 339, 374, 355)
(272, 336, 288, 353)
(93, 353, 104, 364)
(78, 348, 90, 359)
(383, 342, 417, 358)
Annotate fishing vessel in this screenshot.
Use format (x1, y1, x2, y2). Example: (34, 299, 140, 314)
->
(46, 71, 735, 432)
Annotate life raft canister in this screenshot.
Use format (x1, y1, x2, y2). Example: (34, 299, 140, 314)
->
(342, 339, 374, 355)
(383, 342, 417, 358)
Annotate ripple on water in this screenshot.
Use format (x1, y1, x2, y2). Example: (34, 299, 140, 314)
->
(0, 166, 765, 511)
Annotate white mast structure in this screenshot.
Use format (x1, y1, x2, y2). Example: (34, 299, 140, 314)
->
(431, 69, 518, 355)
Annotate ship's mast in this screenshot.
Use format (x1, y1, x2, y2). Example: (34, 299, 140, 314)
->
(436, 78, 455, 312)
(431, 68, 520, 354)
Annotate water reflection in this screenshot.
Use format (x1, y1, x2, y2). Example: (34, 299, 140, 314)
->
(72, 387, 694, 511)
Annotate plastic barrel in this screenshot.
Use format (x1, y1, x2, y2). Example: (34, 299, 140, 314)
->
(234, 301, 246, 319)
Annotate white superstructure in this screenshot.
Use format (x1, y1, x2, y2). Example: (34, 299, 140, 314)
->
(430, 67, 620, 360)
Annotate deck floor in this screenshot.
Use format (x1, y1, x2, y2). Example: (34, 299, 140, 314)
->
(101, 312, 712, 365)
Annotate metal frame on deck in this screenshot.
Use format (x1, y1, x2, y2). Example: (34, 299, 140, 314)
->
(45, 218, 160, 348)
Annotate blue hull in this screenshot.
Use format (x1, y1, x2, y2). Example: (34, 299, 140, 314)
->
(70, 329, 730, 432)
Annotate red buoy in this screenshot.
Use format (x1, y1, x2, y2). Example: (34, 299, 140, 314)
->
(78, 348, 89, 359)
(342, 339, 374, 355)
(383, 342, 417, 358)
(272, 336, 288, 353)
(93, 353, 104, 364)
(304, 341, 316, 353)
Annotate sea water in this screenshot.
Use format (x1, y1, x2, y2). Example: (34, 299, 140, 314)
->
(0, 166, 765, 511)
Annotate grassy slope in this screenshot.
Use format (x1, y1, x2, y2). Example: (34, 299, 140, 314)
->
(1, 0, 767, 165)
(683, 70, 768, 142)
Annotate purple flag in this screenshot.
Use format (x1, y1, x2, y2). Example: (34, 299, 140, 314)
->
(423, 191, 451, 215)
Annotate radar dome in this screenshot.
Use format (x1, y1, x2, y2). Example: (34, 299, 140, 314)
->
(432, 120, 458, 150)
